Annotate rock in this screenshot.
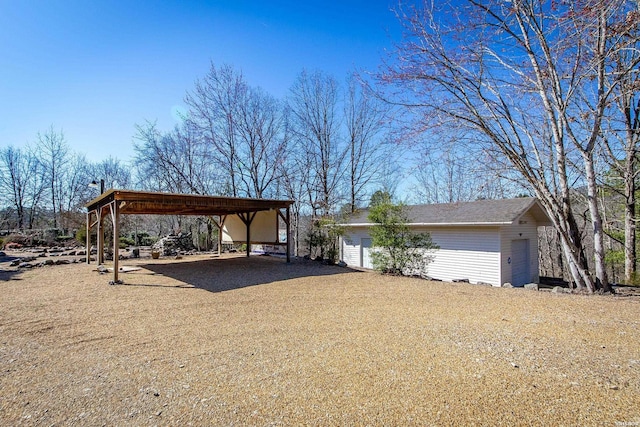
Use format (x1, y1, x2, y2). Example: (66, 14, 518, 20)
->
(452, 278, 470, 283)
(502, 282, 513, 288)
(153, 232, 195, 256)
(55, 259, 71, 265)
(0, 251, 6, 257)
(524, 283, 539, 291)
(76, 250, 86, 256)
(551, 286, 571, 294)
(10, 256, 36, 266)
(477, 281, 493, 286)
(337, 260, 347, 267)
(18, 262, 33, 269)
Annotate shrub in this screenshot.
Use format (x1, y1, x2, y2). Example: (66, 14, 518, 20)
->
(76, 228, 98, 245)
(368, 201, 438, 277)
(119, 236, 135, 247)
(305, 217, 345, 263)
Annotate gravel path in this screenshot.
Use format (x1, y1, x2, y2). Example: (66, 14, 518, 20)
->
(1, 254, 639, 425)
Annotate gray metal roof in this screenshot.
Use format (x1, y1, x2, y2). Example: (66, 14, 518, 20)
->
(344, 197, 552, 227)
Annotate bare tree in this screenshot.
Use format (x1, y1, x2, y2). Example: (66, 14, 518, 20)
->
(133, 121, 217, 195)
(35, 126, 69, 230)
(279, 143, 313, 256)
(382, 0, 637, 292)
(412, 145, 490, 204)
(235, 87, 290, 198)
(185, 63, 289, 199)
(289, 70, 346, 215)
(91, 156, 132, 191)
(185, 63, 246, 197)
(601, 2, 640, 283)
(0, 146, 44, 230)
(412, 134, 528, 204)
(344, 75, 389, 212)
(59, 153, 94, 232)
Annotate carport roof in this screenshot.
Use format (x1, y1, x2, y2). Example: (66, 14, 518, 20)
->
(85, 189, 294, 216)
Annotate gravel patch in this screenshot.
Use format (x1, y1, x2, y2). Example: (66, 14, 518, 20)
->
(1, 254, 639, 425)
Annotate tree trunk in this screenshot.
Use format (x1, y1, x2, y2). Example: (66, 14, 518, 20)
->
(624, 158, 637, 284)
(584, 152, 612, 292)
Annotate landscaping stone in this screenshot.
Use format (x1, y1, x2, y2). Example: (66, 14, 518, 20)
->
(524, 283, 539, 291)
(153, 232, 195, 256)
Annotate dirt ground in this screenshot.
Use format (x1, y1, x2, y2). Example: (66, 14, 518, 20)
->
(1, 252, 639, 426)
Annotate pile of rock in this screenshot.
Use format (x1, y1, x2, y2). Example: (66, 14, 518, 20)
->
(8, 256, 85, 269)
(152, 233, 195, 256)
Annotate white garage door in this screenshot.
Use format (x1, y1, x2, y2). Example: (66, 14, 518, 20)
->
(361, 238, 373, 269)
(511, 239, 530, 287)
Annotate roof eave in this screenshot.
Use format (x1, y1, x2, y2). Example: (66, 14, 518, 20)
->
(343, 221, 513, 227)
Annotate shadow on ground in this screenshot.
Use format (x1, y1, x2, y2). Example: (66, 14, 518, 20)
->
(0, 255, 26, 282)
(132, 255, 363, 292)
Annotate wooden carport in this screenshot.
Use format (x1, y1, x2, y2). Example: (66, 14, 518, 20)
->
(85, 189, 293, 283)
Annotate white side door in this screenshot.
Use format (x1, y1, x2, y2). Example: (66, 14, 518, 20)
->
(511, 239, 530, 286)
(361, 238, 373, 269)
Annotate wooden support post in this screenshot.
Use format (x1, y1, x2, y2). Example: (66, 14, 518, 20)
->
(218, 215, 225, 257)
(97, 211, 104, 265)
(245, 213, 251, 257)
(111, 202, 120, 283)
(238, 212, 256, 258)
(246, 232, 250, 256)
(286, 206, 291, 263)
(86, 212, 91, 264)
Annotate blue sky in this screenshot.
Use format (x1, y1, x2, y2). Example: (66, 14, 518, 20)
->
(0, 1, 401, 162)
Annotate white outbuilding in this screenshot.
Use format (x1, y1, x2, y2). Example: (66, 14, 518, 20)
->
(340, 197, 552, 287)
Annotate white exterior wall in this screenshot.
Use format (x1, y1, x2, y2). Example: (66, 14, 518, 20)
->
(419, 227, 501, 285)
(222, 210, 279, 243)
(499, 212, 540, 286)
(342, 226, 502, 286)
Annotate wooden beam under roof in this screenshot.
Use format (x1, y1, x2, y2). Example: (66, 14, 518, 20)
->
(85, 189, 293, 216)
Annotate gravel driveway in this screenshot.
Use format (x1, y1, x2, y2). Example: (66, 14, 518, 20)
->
(1, 254, 639, 425)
